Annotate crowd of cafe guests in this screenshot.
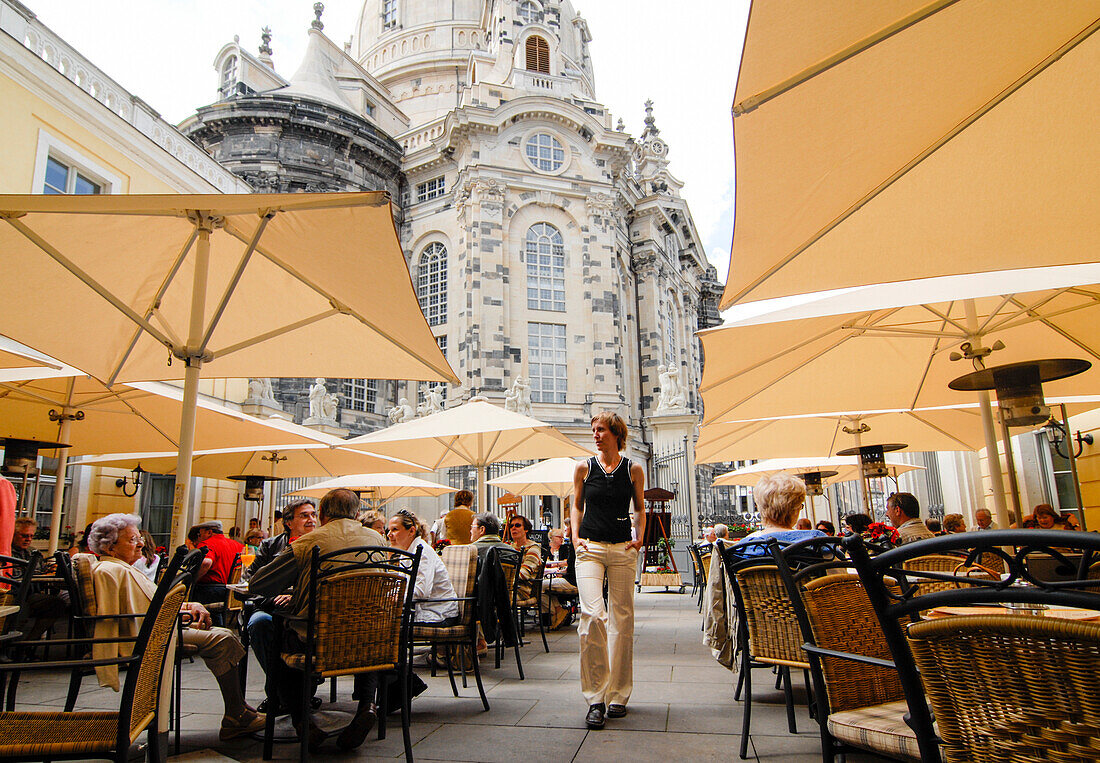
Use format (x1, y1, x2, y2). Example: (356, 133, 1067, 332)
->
(9, 487, 577, 752)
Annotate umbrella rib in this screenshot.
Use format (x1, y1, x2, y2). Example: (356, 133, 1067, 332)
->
(114, 393, 180, 449)
(2, 215, 176, 354)
(433, 434, 473, 468)
(220, 222, 457, 384)
(918, 302, 969, 335)
(489, 429, 535, 462)
(1006, 297, 1100, 361)
(732, 0, 960, 115)
(107, 228, 198, 386)
(975, 294, 1019, 335)
(984, 289, 1083, 334)
(211, 309, 339, 359)
(199, 212, 275, 353)
(904, 410, 972, 451)
(304, 448, 337, 477)
(726, 15, 1100, 307)
(908, 314, 951, 410)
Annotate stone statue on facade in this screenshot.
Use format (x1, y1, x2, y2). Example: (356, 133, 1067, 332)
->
(321, 391, 338, 421)
(387, 397, 415, 425)
(246, 377, 277, 404)
(505, 376, 532, 416)
(426, 385, 445, 415)
(308, 378, 327, 419)
(655, 364, 687, 413)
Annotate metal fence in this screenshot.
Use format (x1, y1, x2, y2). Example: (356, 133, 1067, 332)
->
(650, 440, 693, 541)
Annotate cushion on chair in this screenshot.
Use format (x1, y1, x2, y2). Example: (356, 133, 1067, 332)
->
(280, 651, 394, 675)
(441, 544, 478, 623)
(515, 597, 538, 608)
(0, 711, 122, 757)
(73, 555, 98, 616)
(827, 700, 923, 761)
(411, 622, 469, 640)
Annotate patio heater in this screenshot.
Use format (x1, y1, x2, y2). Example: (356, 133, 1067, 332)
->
(228, 474, 283, 531)
(0, 437, 69, 516)
(834, 443, 906, 518)
(950, 358, 1091, 529)
(794, 469, 837, 527)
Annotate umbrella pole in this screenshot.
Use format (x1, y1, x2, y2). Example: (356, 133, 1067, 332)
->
(171, 219, 211, 549)
(1060, 404, 1087, 531)
(963, 299, 1011, 530)
(998, 413, 1023, 523)
(477, 464, 488, 515)
(46, 414, 74, 554)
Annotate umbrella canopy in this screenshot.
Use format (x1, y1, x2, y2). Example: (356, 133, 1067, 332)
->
(0, 337, 77, 382)
(0, 193, 458, 545)
(722, 2, 1100, 308)
(487, 457, 585, 501)
(711, 456, 923, 488)
(287, 472, 456, 509)
(700, 272, 1100, 427)
(341, 400, 591, 512)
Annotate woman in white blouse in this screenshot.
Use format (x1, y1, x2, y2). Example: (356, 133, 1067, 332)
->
(386, 508, 460, 626)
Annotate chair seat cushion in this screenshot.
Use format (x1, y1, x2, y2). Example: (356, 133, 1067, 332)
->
(411, 623, 471, 640)
(0, 711, 120, 757)
(516, 597, 538, 608)
(827, 700, 923, 761)
(280, 651, 394, 675)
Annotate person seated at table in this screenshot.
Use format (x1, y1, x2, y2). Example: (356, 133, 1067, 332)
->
(794, 518, 813, 530)
(506, 514, 543, 602)
(194, 520, 244, 622)
(941, 513, 967, 534)
(243, 517, 267, 548)
(10, 517, 68, 641)
(132, 530, 161, 582)
(1021, 503, 1060, 529)
(974, 508, 998, 530)
(843, 512, 873, 535)
(541, 527, 577, 630)
(713, 523, 730, 540)
(386, 508, 460, 626)
(445, 490, 476, 544)
(925, 518, 944, 535)
(244, 498, 318, 708)
(358, 508, 386, 536)
(471, 512, 511, 566)
(815, 520, 835, 536)
(887, 492, 935, 544)
(185, 525, 201, 551)
(737, 474, 824, 553)
(249, 489, 387, 750)
(84, 513, 264, 740)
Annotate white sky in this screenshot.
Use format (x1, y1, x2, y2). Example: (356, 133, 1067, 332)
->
(29, 0, 749, 282)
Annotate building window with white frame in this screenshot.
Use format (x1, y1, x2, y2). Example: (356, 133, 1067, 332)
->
(663, 300, 678, 366)
(518, 0, 540, 23)
(416, 176, 445, 203)
(219, 55, 238, 99)
(528, 322, 567, 404)
(417, 242, 447, 326)
(42, 156, 102, 195)
(524, 132, 564, 172)
(382, 0, 398, 30)
(525, 223, 565, 311)
(343, 379, 376, 413)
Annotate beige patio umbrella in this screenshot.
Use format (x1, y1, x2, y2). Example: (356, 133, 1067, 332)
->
(699, 269, 1100, 526)
(288, 473, 457, 510)
(722, 2, 1100, 309)
(711, 456, 923, 488)
(76, 443, 428, 533)
(341, 399, 591, 513)
(0, 376, 332, 551)
(0, 193, 458, 546)
(486, 457, 583, 501)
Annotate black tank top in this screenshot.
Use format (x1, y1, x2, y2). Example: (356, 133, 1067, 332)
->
(579, 455, 634, 543)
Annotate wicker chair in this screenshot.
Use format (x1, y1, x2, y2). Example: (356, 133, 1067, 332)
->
(491, 546, 526, 679)
(514, 555, 549, 653)
(0, 550, 43, 710)
(846, 528, 1100, 763)
(0, 560, 196, 762)
(717, 540, 813, 759)
(689, 544, 710, 612)
(411, 543, 490, 710)
(263, 544, 421, 762)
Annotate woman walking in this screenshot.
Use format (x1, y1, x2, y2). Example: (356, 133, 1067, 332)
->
(571, 411, 645, 729)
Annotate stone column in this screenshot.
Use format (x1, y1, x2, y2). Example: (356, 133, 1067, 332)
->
(645, 411, 699, 535)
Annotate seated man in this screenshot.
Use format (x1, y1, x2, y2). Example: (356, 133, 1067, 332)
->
(84, 513, 263, 740)
(470, 511, 511, 568)
(244, 498, 317, 704)
(249, 489, 387, 751)
(10, 517, 67, 642)
(541, 528, 577, 630)
(194, 520, 244, 621)
(886, 492, 935, 544)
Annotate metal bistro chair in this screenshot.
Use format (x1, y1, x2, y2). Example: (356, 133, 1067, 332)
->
(411, 543, 490, 710)
(514, 555, 549, 653)
(491, 546, 526, 679)
(717, 539, 814, 760)
(846, 529, 1100, 763)
(770, 536, 918, 762)
(264, 544, 421, 762)
(687, 542, 707, 607)
(0, 550, 43, 709)
(0, 556, 199, 763)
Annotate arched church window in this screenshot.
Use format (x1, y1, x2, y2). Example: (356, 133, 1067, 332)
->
(524, 132, 564, 172)
(663, 298, 678, 366)
(518, 1, 541, 24)
(525, 35, 550, 74)
(382, 0, 398, 30)
(219, 55, 237, 99)
(525, 223, 565, 312)
(417, 242, 447, 326)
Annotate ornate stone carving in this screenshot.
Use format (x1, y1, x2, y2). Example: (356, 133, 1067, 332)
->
(387, 397, 415, 424)
(655, 364, 687, 413)
(586, 192, 615, 216)
(504, 376, 532, 416)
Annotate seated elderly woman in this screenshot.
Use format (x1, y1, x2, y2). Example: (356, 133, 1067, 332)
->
(541, 527, 577, 630)
(506, 514, 543, 601)
(84, 513, 264, 740)
(941, 513, 967, 534)
(358, 509, 387, 536)
(737, 473, 824, 553)
(386, 508, 460, 625)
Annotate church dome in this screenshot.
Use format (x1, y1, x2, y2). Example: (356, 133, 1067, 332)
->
(354, 0, 486, 67)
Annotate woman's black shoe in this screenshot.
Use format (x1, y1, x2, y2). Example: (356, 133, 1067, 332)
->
(585, 703, 606, 729)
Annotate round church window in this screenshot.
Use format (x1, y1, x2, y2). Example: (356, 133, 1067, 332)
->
(524, 132, 565, 173)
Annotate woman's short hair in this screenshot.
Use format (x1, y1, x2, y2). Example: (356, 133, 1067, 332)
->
(941, 513, 966, 533)
(1033, 503, 1058, 522)
(815, 520, 835, 535)
(391, 507, 429, 539)
(713, 523, 729, 539)
(752, 473, 806, 528)
(319, 489, 360, 521)
(88, 513, 141, 555)
(454, 490, 474, 508)
(358, 509, 385, 529)
(845, 512, 873, 534)
(591, 411, 628, 450)
(508, 514, 532, 533)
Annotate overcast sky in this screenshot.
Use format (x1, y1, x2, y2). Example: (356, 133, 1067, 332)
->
(30, 1, 749, 282)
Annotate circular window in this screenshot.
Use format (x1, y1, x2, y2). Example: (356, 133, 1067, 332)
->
(524, 132, 565, 173)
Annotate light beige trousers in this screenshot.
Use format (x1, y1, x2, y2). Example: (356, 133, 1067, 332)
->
(576, 541, 638, 707)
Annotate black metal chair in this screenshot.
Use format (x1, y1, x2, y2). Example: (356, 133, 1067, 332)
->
(491, 546, 526, 678)
(263, 544, 421, 762)
(845, 529, 1100, 763)
(0, 550, 43, 709)
(514, 555, 549, 653)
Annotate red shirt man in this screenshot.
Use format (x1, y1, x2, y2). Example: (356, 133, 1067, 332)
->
(196, 521, 244, 584)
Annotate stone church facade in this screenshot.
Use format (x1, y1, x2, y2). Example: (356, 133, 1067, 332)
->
(181, 0, 723, 481)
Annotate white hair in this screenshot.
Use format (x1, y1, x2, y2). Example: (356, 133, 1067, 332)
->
(88, 513, 141, 555)
(752, 473, 807, 528)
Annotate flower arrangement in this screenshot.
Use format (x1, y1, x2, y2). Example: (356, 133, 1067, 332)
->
(727, 521, 756, 538)
(863, 522, 900, 546)
(432, 538, 452, 554)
